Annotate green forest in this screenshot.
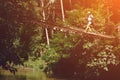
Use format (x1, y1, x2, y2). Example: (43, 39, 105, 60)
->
(1, 0, 120, 80)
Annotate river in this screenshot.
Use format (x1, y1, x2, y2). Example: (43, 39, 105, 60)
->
(0, 69, 65, 80)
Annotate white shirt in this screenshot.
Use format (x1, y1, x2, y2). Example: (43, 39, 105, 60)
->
(88, 14, 93, 22)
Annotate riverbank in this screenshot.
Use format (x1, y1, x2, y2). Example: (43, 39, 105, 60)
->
(0, 68, 64, 80)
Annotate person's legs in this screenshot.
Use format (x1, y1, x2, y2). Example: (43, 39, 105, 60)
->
(85, 22, 92, 32)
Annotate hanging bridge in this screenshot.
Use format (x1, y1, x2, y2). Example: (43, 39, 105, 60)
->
(30, 20, 116, 39)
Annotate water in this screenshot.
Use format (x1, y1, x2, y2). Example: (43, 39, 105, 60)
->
(0, 69, 64, 80)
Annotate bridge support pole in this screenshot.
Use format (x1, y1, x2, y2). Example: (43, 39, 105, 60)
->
(45, 28, 50, 45)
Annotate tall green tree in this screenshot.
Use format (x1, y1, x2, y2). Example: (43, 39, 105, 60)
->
(0, 0, 42, 73)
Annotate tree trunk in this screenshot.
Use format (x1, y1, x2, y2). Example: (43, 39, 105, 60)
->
(69, 0, 72, 9)
(41, 0, 50, 45)
(60, 0, 65, 22)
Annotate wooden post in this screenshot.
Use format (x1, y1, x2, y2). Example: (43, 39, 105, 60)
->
(45, 28, 50, 45)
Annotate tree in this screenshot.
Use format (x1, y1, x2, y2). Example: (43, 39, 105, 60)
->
(0, 0, 42, 73)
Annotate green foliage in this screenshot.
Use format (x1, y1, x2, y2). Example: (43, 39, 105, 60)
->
(63, 2, 120, 75)
(0, 0, 42, 73)
(1, 0, 120, 79)
(87, 45, 118, 71)
(81, 38, 120, 73)
(26, 29, 78, 71)
(50, 32, 79, 54)
(29, 26, 43, 57)
(25, 45, 61, 72)
(66, 4, 113, 33)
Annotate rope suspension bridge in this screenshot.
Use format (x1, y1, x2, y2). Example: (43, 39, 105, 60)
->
(31, 20, 116, 39)
(36, 0, 117, 45)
